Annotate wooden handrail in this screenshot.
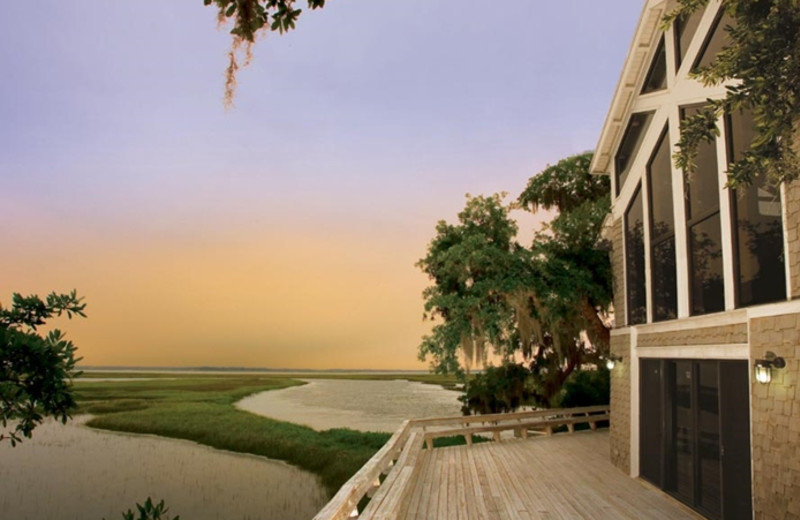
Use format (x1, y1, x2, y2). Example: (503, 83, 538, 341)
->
(420, 409, 610, 449)
(408, 404, 609, 429)
(312, 420, 412, 520)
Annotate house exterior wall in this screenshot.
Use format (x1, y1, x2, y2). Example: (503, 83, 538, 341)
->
(609, 331, 631, 474)
(611, 218, 626, 326)
(750, 313, 800, 519)
(594, 1, 800, 516)
(637, 323, 747, 347)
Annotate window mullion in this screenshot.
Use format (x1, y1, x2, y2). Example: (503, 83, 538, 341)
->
(716, 114, 736, 311)
(669, 108, 690, 319)
(643, 175, 654, 324)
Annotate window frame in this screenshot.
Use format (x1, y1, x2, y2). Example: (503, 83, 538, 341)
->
(646, 125, 678, 322)
(681, 104, 725, 316)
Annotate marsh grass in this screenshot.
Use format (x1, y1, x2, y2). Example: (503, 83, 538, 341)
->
(79, 370, 461, 389)
(74, 376, 391, 496)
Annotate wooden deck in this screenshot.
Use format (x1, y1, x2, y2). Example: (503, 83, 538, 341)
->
(314, 409, 702, 520)
(399, 431, 700, 520)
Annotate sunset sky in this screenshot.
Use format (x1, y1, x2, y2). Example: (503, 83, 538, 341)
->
(1, 1, 641, 369)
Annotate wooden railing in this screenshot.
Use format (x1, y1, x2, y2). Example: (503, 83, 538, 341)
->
(312, 420, 413, 520)
(312, 405, 610, 520)
(416, 404, 610, 448)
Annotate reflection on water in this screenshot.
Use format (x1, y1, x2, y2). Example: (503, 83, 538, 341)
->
(0, 417, 326, 520)
(237, 379, 463, 432)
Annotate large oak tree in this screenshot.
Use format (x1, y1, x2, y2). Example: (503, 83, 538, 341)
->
(418, 153, 612, 407)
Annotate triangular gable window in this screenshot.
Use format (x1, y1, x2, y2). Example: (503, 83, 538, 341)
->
(641, 36, 667, 94)
(615, 111, 654, 195)
(693, 11, 735, 71)
(674, 6, 704, 70)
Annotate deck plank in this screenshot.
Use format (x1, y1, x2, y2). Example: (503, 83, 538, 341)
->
(397, 431, 701, 520)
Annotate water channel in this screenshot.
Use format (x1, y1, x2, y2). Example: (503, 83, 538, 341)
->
(0, 378, 463, 519)
(0, 417, 326, 520)
(236, 378, 464, 432)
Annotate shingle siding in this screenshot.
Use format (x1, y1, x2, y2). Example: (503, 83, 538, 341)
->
(609, 332, 631, 474)
(750, 313, 800, 520)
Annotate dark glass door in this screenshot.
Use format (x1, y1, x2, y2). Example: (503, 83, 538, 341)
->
(640, 359, 751, 520)
(667, 360, 698, 506)
(640, 359, 664, 487)
(719, 361, 752, 519)
(696, 362, 721, 518)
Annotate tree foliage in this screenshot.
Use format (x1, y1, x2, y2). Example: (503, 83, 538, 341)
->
(664, 0, 800, 187)
(460, 362, 532, 415)
(559, 366, 610, 408)
(111, 498, 179, 520)
(0, 291, 85, 445)
(205, 0, 327, 106)
(517, 151, 612, 353)
(418, 153, 613, 408)
(416, 193, 522, 376)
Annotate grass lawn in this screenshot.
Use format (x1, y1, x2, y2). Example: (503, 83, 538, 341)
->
(73, 372, 460, 497)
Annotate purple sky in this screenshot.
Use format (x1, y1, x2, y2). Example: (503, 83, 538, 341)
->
(0, 0, 642, 369)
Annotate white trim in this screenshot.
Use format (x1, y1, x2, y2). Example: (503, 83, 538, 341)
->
(637, 344, 749, 359)
(629, 327, 640, 478)
(623, 308, 747, 334)
(717, 114, 736, 311)
(781, 182, 792, 300)
(746, 315, 756, 515)
(669, 106, 690, 319)
(613, 299, 800, 335)
(663, 22, 676, 91)
(746, 298, 800, 319)
(642, 147, 654, 324)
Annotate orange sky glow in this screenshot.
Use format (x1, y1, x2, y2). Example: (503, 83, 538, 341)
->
(0, 1, 638, 370)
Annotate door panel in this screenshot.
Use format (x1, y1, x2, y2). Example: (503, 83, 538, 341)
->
(640, 359, 664, 487)
(641, 359, 751, 520)
(719, 361, 752, 519)
(697, 361, 721, 518)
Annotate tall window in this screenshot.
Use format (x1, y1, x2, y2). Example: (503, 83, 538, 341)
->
(616, 112, 654, 196)
(626, 184, 647, 325)
(726, 110, 786, 306)
(682, 105, 725, 315)
(648, 128, 677, 321)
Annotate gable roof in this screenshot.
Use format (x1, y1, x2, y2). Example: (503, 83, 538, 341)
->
(590, 0, 668, 176)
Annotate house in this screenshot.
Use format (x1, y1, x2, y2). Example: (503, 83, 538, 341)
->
(589, 1, 800, 519)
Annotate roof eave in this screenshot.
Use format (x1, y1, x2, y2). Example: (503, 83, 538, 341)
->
(590, 0, 669, 176)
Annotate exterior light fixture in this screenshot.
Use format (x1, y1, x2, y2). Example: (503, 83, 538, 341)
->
(605, 355, 623, 370)
(754, 351, 786, 384)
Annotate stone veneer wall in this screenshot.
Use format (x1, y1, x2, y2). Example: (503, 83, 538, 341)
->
(609, 332, 631, 474)
(611, 218, 626, 326)
(637, 323, 748, 348)
(750, 313, 800, 519)
(785, 179, 800, 299)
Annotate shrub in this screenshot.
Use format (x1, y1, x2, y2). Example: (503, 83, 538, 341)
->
(460, 362, 532, 415)
(559, 366, 610, 408)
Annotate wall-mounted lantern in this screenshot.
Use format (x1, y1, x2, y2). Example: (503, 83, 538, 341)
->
(754, 351, 786, 384)
(605, 355, 623, 370)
